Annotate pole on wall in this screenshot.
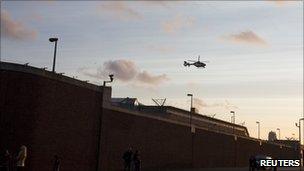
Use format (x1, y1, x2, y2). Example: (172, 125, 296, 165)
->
(96, 75, 114, 171)
(256, 121, 260, 139)
(49, 38, 58, 73)
(296, 118, 304, 170)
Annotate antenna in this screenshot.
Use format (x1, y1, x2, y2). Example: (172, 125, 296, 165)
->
(198, 55, 200, 61)
(152, 98, 166, 106)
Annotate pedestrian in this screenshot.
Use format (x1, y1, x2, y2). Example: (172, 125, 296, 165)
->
(53, 155, 60, 171)
(249, 155, 255, 171)
(0, 150, 11, 171)
(133, 150, 141, 171)
(122, 147, 133, 171)
(16, 146, 27, 171)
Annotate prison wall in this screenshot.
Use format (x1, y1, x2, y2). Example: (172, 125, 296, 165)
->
(0, 63, 108, 171)
(101, 107, 299, 171)
(0, 62, 299, 171)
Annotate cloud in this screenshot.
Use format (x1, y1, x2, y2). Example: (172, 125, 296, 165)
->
(223, 30, 268, 46)
(103, 60, 138, 81)
(97, 1, 142, 20)
(140, 1, 181, 8)
(162, 15, 195, 34)
(193, 98, 238, 111)
(268, 0, 295, 6)
(142, 1, 169, 7)
(137, 71, 169, 85)
(1, 10, 38, 40)
(79, 59, 169, 86)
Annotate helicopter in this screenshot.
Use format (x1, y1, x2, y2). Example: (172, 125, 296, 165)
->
(184, 55, 209, 68)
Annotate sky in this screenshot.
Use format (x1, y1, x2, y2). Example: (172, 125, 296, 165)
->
(1, 1, 303, 140)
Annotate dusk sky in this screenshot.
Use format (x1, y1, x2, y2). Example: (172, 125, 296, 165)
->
(1, 1, 303, 140)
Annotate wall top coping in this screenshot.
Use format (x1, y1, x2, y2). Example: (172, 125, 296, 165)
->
(0, 62, 111, 93)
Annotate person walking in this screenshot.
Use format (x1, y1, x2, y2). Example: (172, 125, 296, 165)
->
(16, 146, 27, 171)
(249, 155, 255, 171)
(122, 147, 133, 171)
(133, 150, 141, 171)
(53, 155, 60, 171)
(0, 150, 11, 171)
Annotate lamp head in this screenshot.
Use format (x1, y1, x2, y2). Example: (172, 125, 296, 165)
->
(187, 94, 193, 97)
(230, 111, 235, 114)
(49, 38, 58, 42)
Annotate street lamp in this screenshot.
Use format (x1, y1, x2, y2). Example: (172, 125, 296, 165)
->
(295, 118, 304, 168)
(231, 111, 235, 135)
(187, 93, 194, 167)
(230, 111, 235, 124)
(187, 94, 193, 128)
(276, 128, 280, 140)
(49, 37, 58, 72)
(187, 94, 193, 111)
(295, 118, 304, 143)
(256, 121, 260, 139)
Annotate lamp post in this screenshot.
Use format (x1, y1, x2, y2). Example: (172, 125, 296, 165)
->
(187, 94, 193, 111)
(296, 118, 304, 169)
(96, 75, 114, 171)
(187, 94, 193, 127)
(49, 37, 58, 72)
(256, 121, 260, 139)
(231, 111, 235, 135)
(187, 93, 194, 168)
(230, 111, 235, 124)
(276, 128, 280, 140)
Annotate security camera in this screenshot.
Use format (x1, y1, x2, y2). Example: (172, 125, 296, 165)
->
(109, 74, 114, 82)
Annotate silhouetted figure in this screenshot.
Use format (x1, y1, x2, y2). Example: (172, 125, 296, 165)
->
(249, 155, 255, 171)
(53, 155, 60, 171)
(133, 150, 141, 171)
(122, 148, 133, 171)
(16, 146, 27, 171)
(0, 150, 11, 171)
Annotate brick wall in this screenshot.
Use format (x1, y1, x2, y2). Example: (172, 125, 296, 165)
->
(0, 69, 104, 171)
(0, 64, 299, 171)
(101, 108, 299, 170)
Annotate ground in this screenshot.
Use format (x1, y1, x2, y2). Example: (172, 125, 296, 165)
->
(164, 167, 303, 171)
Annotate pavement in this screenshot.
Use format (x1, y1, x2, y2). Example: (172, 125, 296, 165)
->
(163, 167, 304, 171)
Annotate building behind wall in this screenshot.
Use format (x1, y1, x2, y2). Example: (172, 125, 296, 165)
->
(0, 62, 300, 171)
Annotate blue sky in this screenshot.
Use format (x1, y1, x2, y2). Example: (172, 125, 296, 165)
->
(1, 1, 303, 140)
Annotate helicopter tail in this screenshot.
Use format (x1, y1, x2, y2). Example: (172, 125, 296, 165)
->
(184, 61, 190, 67)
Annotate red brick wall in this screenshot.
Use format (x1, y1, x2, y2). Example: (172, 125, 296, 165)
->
(0, 68, 299, 171)
(1, 70, 103, 171)
(101, 108, 299, 170)
(101, 108, 192, 171)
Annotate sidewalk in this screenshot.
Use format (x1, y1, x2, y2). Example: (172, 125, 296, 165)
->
(164, 168, 247, 171)
(163, 167, 303, 171)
